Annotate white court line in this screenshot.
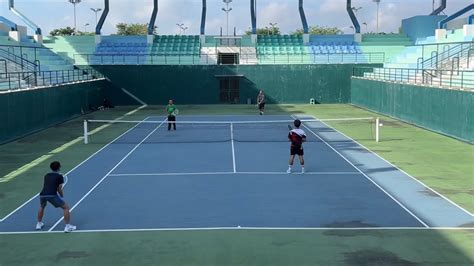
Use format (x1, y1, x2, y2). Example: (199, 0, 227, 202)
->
(312, 115, 474, 217)
(296, 116, 430, 228)
(47, 118, 167, 232)
(236, 172, 362, 175)
(109, 172, 235, 177)
(230, 123, 237, 173)
(1, 226, 473, 235)
(0, 111, 151, 223)
(108, 171, 362, 177)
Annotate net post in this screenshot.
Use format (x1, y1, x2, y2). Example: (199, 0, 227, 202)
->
(375, 117, 380, 142)
(83, 120, 89, 144)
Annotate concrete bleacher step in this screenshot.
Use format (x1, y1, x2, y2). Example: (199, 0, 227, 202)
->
(0, 78, 28, 90)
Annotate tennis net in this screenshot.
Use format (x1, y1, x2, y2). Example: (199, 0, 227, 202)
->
(83, 117, 381, 144)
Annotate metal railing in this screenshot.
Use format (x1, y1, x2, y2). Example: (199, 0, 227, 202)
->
(415, 41, 473, 62)
(258, 52, 385, 64)
(418, 42, 474, 70)
(0, 47, 40, 72)
(0, 44, 49, 64)
(0, 59, 7, 73)
(0, 68, 104, 92)
(353, 66, 474, 90)
(73, 52, 385, 65)
(75, 53, 205, 65)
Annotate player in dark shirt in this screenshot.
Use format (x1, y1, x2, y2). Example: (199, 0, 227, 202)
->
(36, 161, 76, 232)
(287, 120, 307, 174)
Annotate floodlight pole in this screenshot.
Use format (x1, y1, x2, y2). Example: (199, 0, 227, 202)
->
(176, 23, 184, 35)
(222, 0, 233, 36)
(269, 22, 277, 35)
(373, 0, 381, 33)
(69, 0, 82, 34)
(352, 6, 362, 15)
(90, 8, 102, 27)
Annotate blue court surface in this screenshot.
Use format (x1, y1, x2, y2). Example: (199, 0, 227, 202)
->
(0, 115, 472, 233)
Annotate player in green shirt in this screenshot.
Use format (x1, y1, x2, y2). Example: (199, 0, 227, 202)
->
(166, 100, 177, 131)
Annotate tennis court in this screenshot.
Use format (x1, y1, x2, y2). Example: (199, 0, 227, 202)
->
(0, 114, 472, 233)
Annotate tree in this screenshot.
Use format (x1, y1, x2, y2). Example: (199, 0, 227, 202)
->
(50, 27, 75, 36)
(245, 27, 281, 36)
(291, 26, 342, 36)
(116, 23, 157, 35)
(77, 31, 96, 36)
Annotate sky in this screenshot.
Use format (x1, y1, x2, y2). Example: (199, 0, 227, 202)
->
(0, 0, 471, 36)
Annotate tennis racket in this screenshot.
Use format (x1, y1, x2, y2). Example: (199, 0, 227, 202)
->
(288, 125, 293, 131)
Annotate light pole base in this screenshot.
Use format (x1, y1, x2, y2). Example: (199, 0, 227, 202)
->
(95, 34, 102, 44)
(464, 24, 474, 37)
(147, 34, 154, 44)
(354, 33, 362, 43)
(9, 31, 20, 42)
(435, 29, 447, 41)
(251, 34, 257, 44)
(303, 34, 310, 44)
(34, 34, 43, 44)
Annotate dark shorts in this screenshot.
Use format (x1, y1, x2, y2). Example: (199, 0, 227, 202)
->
(258, 103, 265, 109)
(40, 195, 65, 208)
(291, 146, 304, 156)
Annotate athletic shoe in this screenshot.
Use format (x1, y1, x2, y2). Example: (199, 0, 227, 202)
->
(286, 168, 292, 174)
(301, 168, 305, 174)
(35, 222, 44, 230)
(64, 224, 77, 233)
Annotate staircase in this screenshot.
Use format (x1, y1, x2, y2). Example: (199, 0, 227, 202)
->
(419, 42, 474, 70)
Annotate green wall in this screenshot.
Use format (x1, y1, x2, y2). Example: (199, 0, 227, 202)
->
(94, 64, 381, 105)
(0, 81, 105, 144)
(351, 78, 474, 143)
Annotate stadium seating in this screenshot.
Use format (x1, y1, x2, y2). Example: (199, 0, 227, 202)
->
(360, 39, 474, 90)
(43, 36, 96, 62)
(90, 35, 147, 64)
(308, 35, 372, 64)
(256, 35, 312, 64)
(97, 36, 147, 54)
(257, 35, 306, 53)
(354, 28, 474, 90)
(68, 35, 203, 65)
(0, 29, 101, 90)
(358, 34, 413, 63)
(151, 35, 200, 54)
(416, 28, 474, 45)
(309, 35, 360, 53)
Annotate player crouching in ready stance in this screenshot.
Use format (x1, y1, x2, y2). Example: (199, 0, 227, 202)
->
(287, 119, 306, 174)
(36, 161, 76, 233)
